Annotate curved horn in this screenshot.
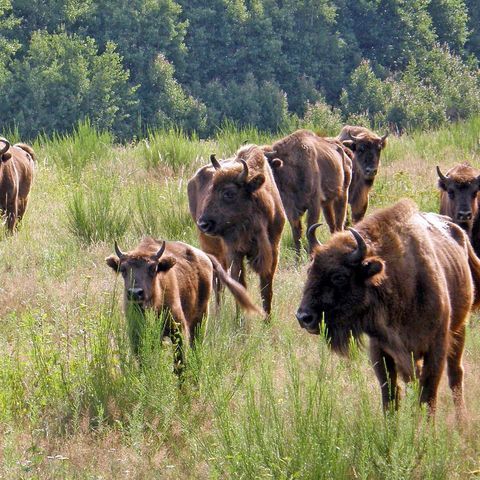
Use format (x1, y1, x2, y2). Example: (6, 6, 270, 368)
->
(381, 132, 389, 142)
(210, 153, 221, 170)
(114, 240, 125, 259)
(153, 240, 166, 261)
(264, 150, 278, 160)
(237, 159, 249, 183)
(307, 223, 323, 251)
(0, 137, 10, 156)
(350, 133, 362, 142)
(436, 166, 448, 183)
(347, 228, 367, 264)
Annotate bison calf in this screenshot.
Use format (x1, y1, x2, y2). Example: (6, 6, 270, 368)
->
(263, 129, 352, 256)
(437, 163, 480, 256)
(337, 126, 388, 223)
(106, 238, 261, 363)
(296, 199, 480, 417)
(0, 137, 35, 232)
(189, 145, 286, 314)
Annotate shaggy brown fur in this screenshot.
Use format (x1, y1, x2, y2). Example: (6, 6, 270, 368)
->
(106, 238, 261, 356)
(337, 125, 388, 223)
(0, 138, 35, 232)
(188, 145, 286, 314)
(437, 163, 480, 256)
(297, 199, 480, 418)
(263, 129, 352, 256)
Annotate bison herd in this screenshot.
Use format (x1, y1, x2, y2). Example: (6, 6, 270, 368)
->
(2, 125, 480, 418)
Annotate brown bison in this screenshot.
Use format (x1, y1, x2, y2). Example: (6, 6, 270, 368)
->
(106, 237, 261, 360)
(263, 129, 352, 256)
(337, 126, 388, 223)
(188, 145, 286, 314)
(437, 163, 480, 256)
(0, 137, 35, 232)
(296, 199, 480, 417)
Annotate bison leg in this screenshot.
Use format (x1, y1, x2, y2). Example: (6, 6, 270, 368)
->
(320, 200, 336, 234)
(447, 324, 467, 421)
(16, 197, 29, 225)
(5, 198, 18, 232)
(370, 341, 400, 411)
(420, 343, 447, 415)
(351, 196, 369, 224)
(290, 217, 303, 259)
(260, 272, 274, 316)
(333, 194, 348, 231)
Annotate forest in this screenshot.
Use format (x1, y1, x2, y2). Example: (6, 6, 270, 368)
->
(0, 0, 479, 139)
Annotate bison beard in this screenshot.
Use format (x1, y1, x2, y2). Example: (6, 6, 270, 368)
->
(296, 199, 480, 417)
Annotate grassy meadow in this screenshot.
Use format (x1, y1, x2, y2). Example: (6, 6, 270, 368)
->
(1, 118, 480, 479)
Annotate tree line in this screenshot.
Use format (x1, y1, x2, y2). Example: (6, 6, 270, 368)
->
(0, 0, 479, 140)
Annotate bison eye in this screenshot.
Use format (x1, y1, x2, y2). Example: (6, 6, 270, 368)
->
(331, 273, 348, 287)
(358, 144, 366, 153)
(119, 266, 127, 277)
(448, 190, 455, 199)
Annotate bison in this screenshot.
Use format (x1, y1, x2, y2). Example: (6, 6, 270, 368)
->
(337, 126, 388, 223)
(0, 137, 35, 232)
(106, 237, 261, 365)
(437, 163, 480, 256)
(263, 129, 352, 256)
(296, 199, 480, 417)
(188, 145, 286, 315)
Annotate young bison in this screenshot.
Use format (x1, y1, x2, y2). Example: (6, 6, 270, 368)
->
(337, 126, 388, 223)
(106, 238, 261, 361)
(437, 163, 480, 256)
(0, 137, 35, 232)
(190, 145, 286, 315)
(296, 199, 480, 418)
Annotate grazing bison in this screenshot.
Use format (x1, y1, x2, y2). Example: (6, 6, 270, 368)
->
(337, 126, 388, 223)
(437, 163, 480, 256)
(189, 145, 286, 314)
(106, 237, 261, 362)
(296, 199, 480, 417)
(263, 129, 352, 256)
(0, 137, 35, 232)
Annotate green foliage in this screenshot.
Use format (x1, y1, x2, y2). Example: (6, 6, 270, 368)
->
(67, 179, 130, 244)
(300, 99, 344, 136)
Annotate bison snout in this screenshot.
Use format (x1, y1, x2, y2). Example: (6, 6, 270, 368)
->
(127, 288, 144, 302)
(197, 216, 216, 234)
(296, 308, 318, 330)
(457, 210, 472, 221)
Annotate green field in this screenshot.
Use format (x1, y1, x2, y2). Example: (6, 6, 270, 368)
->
(1, 118, 480, 479)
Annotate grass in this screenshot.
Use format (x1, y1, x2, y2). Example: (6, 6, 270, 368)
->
(0, 117, 480, 478)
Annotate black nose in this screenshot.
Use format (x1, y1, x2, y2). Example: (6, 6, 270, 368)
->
(365, 168, 377, 177)
(127, 288, 144, 301)
(457, 211, 472, 221)
(197, 216, 216, 234)
(296, 309, 317, 328)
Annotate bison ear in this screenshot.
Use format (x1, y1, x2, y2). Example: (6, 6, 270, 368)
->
(271, 158, 283, 169)
(157, 256, 177, 272)
(342, 140, 356, 151)
(106, 255, 120, 272)
(246, 173, 265, 193)
(360, 258, 385, 286)
(438, 179, 447, 191)
(1, 152, 12, 162)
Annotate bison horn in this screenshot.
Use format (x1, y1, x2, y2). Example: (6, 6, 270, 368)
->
(210, 154, 221, 170)
(381, 132, 389, 142)
(307, 223, 323, 251)
(264, 150, 278, 160)
(114, 240, 125, 259)
(238, 159, 249, 182)
(347, 228, 367, 264)
(436, 166, 448, 183)
(350, 134, 362, 142)
(0, 137, 10, 156)
(153, 240, 166, 261)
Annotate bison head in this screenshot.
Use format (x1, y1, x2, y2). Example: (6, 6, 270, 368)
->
(342, 133, 387, 181)
(437, 165, 480, 229)
(106, 240, 176, 310)
(197, 156, 265, 239)
(0, 138, 12, 162)
(296, 227, 385, 354)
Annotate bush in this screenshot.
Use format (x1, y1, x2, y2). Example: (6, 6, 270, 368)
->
(300, 99, 343, 136)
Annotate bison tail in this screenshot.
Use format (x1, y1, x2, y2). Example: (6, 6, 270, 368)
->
(14, 143, 36, 162)
(467, 241, 480, 309)
(206, 254, 264, 317)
